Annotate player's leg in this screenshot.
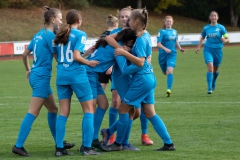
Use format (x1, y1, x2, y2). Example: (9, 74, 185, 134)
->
(142, 103, 175, 151)
(13, 97, 45, 156)
(12, 73, 48, 156)
(140, 107, 153, 145)
(212, 48, 222, 90)
(108, 82, 121, 144)
(166, 54, 176, 97)
(204, 47, 214, 94)
(92, 93, 108, 150)
(55, 84, 74, 157)
(80, 99, 101, 155)
(43, 87, 58, 143)
(72, 82, 101, 156)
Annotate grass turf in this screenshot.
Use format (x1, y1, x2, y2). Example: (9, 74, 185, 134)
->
(0, 46, 239, 159)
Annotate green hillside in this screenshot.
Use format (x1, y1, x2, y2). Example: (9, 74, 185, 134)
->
(0, 6, 239, 41)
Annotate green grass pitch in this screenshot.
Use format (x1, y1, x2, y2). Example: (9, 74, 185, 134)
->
(0, 46, 239, 159)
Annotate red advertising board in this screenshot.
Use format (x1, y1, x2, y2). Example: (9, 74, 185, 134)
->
(0, 43, 14, 55)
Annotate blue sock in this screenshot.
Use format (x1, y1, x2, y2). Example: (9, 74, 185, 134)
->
(167, 74, 174, 90)
(56, 115, 67, 148)
(15, 113, 36, 148)
(122, 119, 133, 145)
(115, 113, 129, 144)
(140, 108, 148, 134)
(212, 71, 219, 90)
(82, 113, 94, 148)
(93, 107, 106, 140)
(149, 114, 172, 144)
(108, 120, 118, 135)
(109, 107, 118, 127)
(47, 112, 57, 143)
(206, 72, 213, 91)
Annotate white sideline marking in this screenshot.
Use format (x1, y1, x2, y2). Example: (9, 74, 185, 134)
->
(0, 101, 239, 106)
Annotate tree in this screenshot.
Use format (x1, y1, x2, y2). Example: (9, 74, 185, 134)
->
(229, 0, 240, 27)
(154, 0, 182, 14)
(137, 0, 142, 8)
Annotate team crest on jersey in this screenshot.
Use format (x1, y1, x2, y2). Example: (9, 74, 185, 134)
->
(172, 30, 176, 35)
(81, 36, 86, 44)
(215, 28, 220, 32)
(52, 40, 56, 47)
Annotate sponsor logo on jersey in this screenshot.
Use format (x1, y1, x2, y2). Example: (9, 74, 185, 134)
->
(81, 36, 86, 44)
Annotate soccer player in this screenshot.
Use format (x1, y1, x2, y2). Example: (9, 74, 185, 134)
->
(105, 6, 153, 146)
(101, 8, 176, 152)
(12, 6, 74, 157)
(157, 15, 186, 97)
(53, 9, 100, 156)
(97, 14, 118, 90)
(85, 28, 137, 150)
(196, 11, 229, 94)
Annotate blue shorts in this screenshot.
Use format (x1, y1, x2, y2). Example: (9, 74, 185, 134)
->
(57, 84, 92, 102)
(87, 71, 105, 99)
(29, 72, 52, 99)
(110, 74, 116, 91)
(122, 73, 156, 107)
(158, 52, 177, 73)
(203, 46, 223, 67)
(114, 75, 130, 100)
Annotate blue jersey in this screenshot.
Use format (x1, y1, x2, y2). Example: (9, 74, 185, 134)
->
(201, 24, 227, 48)
(56, 28, 88, 85)
(110, 27, 123, 35)
(130, 31, 153, 75)
(86, 42, 123, 73)
(157, 28, 178, 54)
(27, 28, 56, 77)
(56, 28, 87, 71)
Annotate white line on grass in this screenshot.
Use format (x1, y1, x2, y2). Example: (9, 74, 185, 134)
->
(0, 101, 240, 106)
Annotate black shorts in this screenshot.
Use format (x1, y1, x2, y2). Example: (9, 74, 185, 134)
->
(98, 72, 111, 83)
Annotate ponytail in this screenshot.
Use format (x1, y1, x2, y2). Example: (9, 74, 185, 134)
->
(54, 9, 81, 45)
(54, 24, 71, 45)
(142, 7, 148, 30)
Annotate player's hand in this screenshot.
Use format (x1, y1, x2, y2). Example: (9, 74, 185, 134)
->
(122, 45, 131, 52)
(165, 48, 171, 53)
(88, 60, 99, 67)
(26, 71, 30, 81)
(195, 47, 200, 54)
(105, 66, 113, 75)
(180, 48, 186, 54)
(85, 46, 96, 56)
(114, 47, 128, 56)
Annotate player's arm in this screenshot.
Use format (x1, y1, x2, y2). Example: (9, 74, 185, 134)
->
(115, 55, 141, 75)
(82, 46, 96, 57)
(22, 49, 32, 81)
(157, 42, 171, 53)
(175, 40, 186, 53)
(105, 33, 122, 48)
(73, 50, 99, 67)
(114, 47, 144, 67)
(221, 33, 229, 43)
(195, 36, 205, 54)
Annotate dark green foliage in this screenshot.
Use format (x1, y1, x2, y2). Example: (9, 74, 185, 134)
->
(0, 0, 8, 8)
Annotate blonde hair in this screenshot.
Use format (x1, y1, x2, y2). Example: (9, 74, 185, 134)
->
(162, 15, 174, 28)
(107, 14, 118, 27)
(130, 7, 148, 30)
(117, 6, 133, 17)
